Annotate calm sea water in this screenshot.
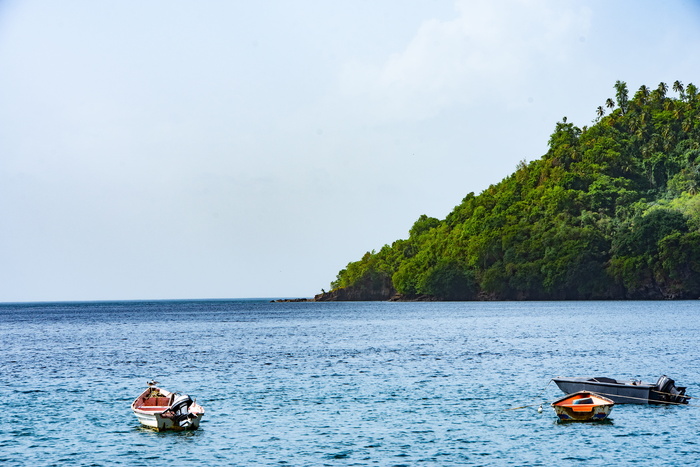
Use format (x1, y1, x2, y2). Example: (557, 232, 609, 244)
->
(2, 300, 700, 466)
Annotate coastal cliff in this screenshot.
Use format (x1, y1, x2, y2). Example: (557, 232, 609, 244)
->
(314, 271, 396, 301)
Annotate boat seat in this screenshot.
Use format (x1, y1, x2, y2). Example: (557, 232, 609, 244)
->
(140, 397, 171, 407)
(137, 406, 169, 412)
(557, 401, 596, 411)
(590, 377, 617, 384)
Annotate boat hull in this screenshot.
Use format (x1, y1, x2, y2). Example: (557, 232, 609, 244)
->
(132, 409, 203, 431)
(553, 378, 651, 404)
(553, 403, 612, 421)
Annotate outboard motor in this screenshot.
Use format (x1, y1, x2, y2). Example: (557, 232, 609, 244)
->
(655, 375, 688, 404)
(170, 394, 196, 428)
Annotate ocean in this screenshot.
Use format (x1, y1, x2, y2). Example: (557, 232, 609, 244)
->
(1, 299, 699, 466)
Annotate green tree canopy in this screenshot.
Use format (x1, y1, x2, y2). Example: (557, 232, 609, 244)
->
(327, 80, 700, 301)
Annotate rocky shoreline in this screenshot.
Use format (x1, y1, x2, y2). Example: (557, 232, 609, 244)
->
(272, 292, 441, 303)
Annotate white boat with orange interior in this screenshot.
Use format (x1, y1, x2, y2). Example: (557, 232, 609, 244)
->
(131, 381, 205, 431)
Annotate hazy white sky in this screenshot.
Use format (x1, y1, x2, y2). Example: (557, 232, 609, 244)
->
(1, 0, 700, 301)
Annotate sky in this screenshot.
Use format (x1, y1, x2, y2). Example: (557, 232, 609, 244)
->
(1, 0, 700, 302)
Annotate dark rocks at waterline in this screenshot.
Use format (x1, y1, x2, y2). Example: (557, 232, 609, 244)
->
(271, 298, 314, 302)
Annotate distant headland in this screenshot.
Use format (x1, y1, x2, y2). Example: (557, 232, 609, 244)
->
(312, 81, 700, 301)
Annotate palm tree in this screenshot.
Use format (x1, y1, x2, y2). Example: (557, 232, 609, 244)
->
(673, 80, 685, 95)
(674, 108, 683, 121)
(682, 119, 692, 133)
(606, 98, 615, 110)
(614, 80, 629, 114)
(686, 83, 698, 102)
(661, 126, 673, 151)
(658, 82, 668, 99)
(596, 106, 605, 119)
(638, 85, 650, 102)
(640, 111, 649, 126)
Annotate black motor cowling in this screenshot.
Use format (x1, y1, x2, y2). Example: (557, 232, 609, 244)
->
(655, 375, 688, 404)
(170, 394, 196, 427)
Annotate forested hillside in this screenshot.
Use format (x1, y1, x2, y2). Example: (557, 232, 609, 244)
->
(323, 81, 700, 300)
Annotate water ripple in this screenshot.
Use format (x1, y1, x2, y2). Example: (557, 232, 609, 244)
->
(2, 300, 700, 465)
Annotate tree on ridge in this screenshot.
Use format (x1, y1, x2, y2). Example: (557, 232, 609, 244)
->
(614, 80, 629, 114)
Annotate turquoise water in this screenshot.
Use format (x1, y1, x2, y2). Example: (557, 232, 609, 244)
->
(2, 300, 700, 465)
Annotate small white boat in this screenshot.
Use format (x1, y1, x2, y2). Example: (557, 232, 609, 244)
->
(551, 391, 614, 421)
(131, 381, 205, 431)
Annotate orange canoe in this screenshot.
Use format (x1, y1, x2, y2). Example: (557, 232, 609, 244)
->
(551, 391, 614, 421)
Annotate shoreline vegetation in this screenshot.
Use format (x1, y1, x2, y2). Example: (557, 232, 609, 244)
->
(305, 81, 700, 302)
